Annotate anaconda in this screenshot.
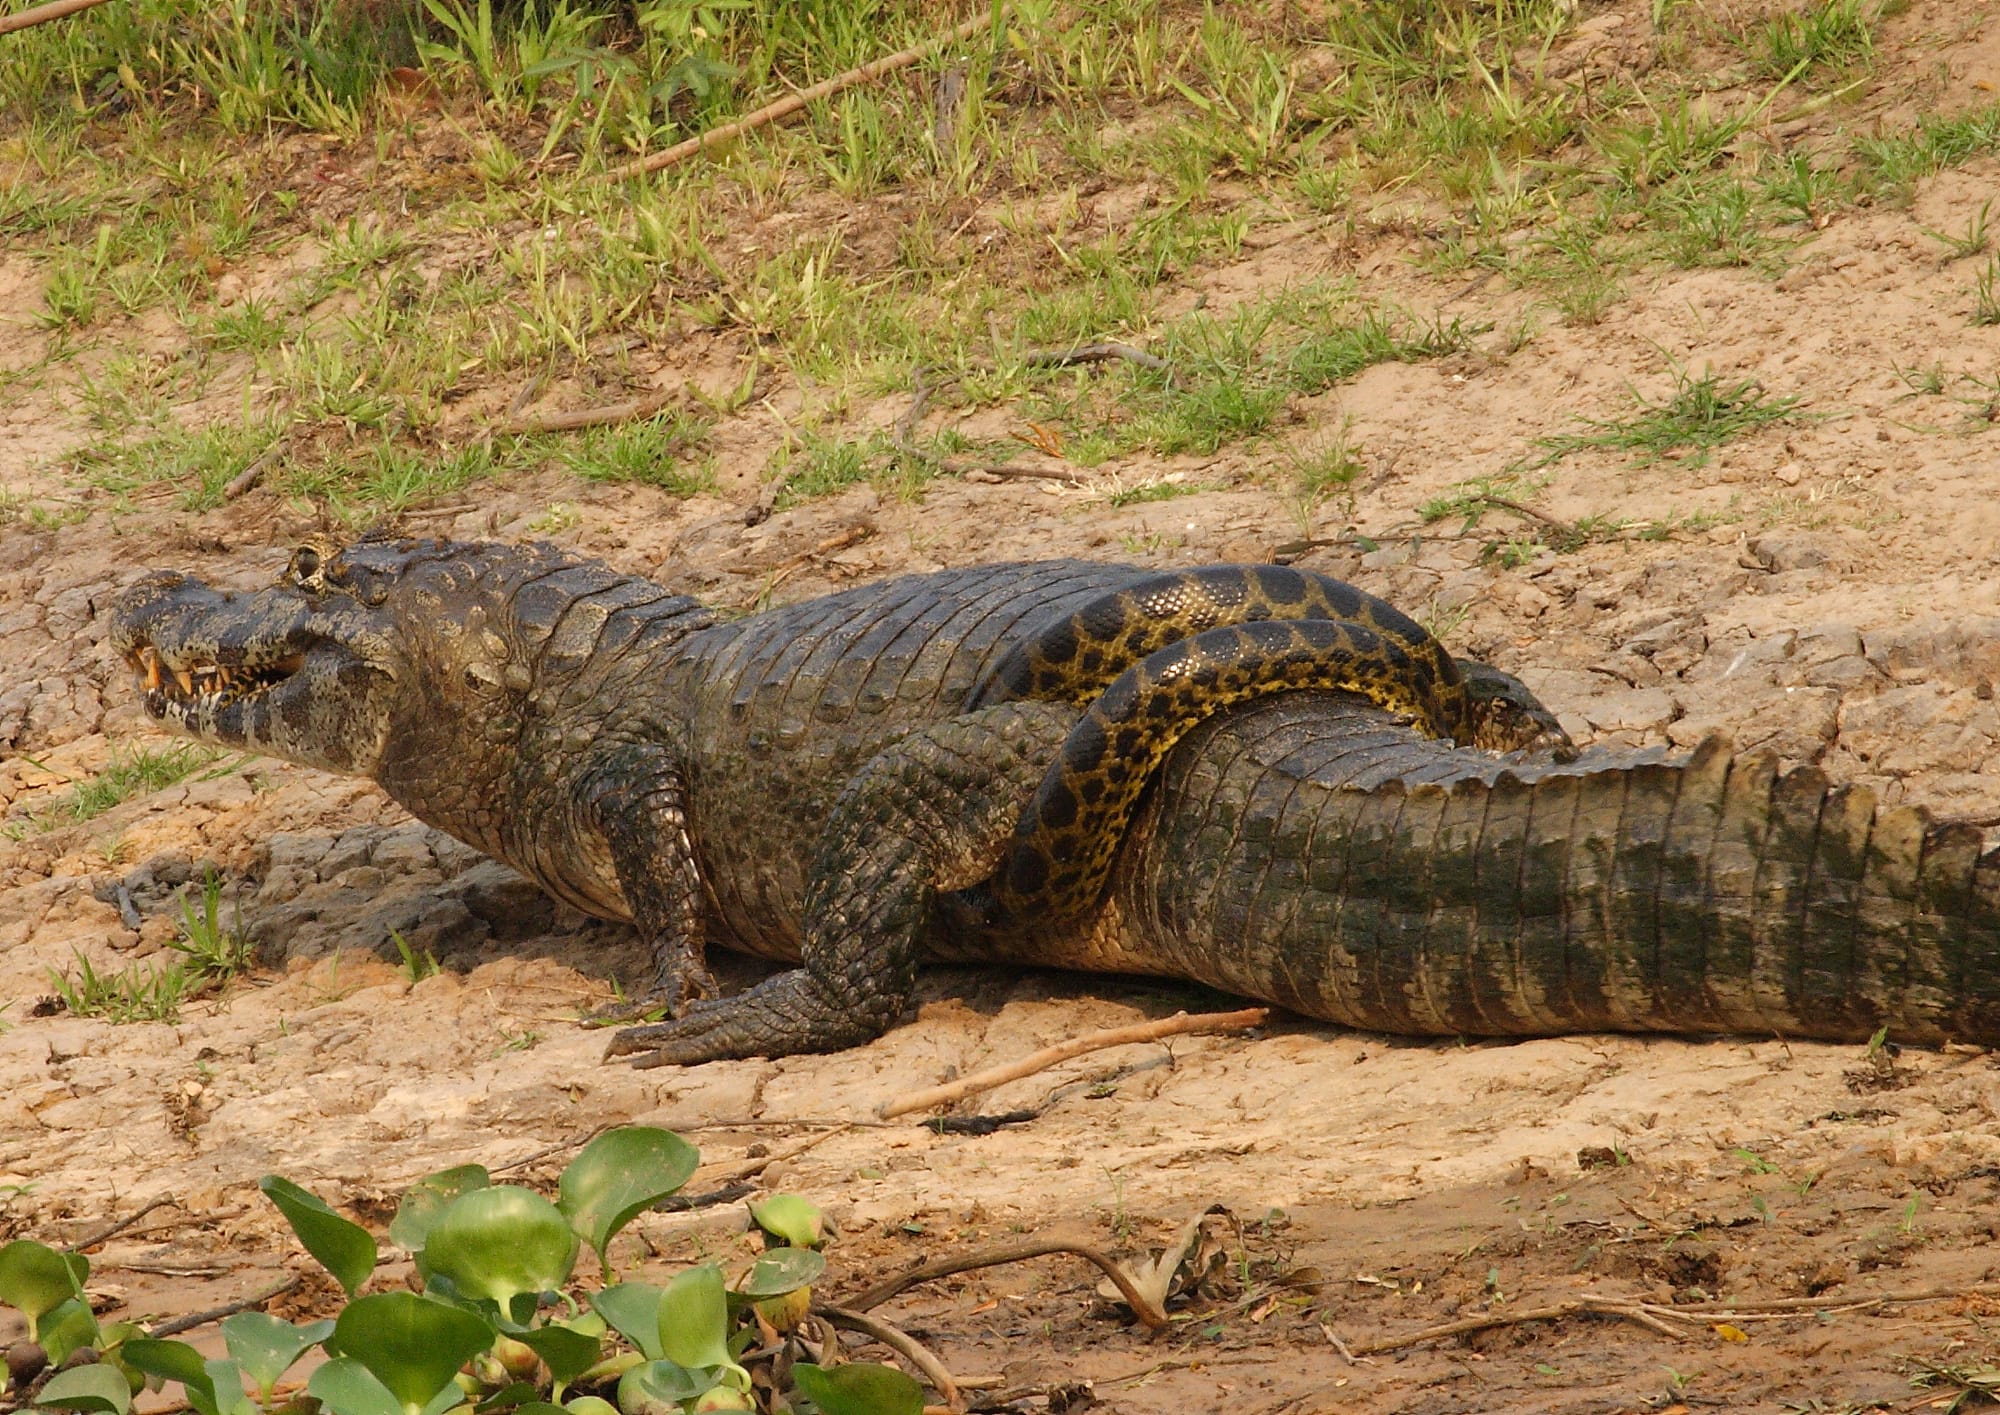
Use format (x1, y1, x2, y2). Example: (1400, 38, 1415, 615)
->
(110, 537, 2000, 1064)
(961, 565, 1570, 919)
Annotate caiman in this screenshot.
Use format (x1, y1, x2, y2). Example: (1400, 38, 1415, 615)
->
(109, 534, 2000, 1064)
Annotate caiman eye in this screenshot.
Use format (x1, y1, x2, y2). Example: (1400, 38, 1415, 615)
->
(286, 544, 325, 591)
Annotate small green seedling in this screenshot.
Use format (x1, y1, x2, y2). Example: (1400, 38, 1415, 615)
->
(556, 1126, 699, 1277)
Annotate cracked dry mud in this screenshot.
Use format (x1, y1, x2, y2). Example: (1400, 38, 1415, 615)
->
(9, 17, 2000, 1415)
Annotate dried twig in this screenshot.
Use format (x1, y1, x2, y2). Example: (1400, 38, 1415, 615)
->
(147, 1276, 302, 1339)
(0, 0, 112, 36)
(222, 432, 291, 501)
(847, 1234, 1168, 1328)
(497, 387, 685, 436)
(1344, 1296, 1686, 1354)
(1342, 1279, 2000, 1357)
(1469, 494, 1579, 540)
(491, 1122, 615, 1175)
(817, 1303, 964, 1409)
(67, 1195, 179, 1253)
(876, 1007, 1267, 1119)
(604, 12, 993, 181)
(699, 1123, 853, 1184)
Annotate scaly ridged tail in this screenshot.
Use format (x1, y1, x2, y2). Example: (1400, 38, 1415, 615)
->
(1121, 694, 2000, 1045)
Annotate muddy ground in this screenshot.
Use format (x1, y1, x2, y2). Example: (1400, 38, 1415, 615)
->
(8, 4, 2000, 1412)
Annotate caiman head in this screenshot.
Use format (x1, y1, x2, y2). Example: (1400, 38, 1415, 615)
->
(109, 533, 611, 780)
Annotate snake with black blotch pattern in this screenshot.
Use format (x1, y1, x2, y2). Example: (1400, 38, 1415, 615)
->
(965, 565, 1572, 920)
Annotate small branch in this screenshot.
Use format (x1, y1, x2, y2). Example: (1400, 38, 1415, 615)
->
(66, 1196, 179, 1253)
(1471, 494, 1578, 540)
(817, 1303, 964, 1410)
(654, 1179, 757, 1213)
(604, 12, 994, 182)
(0, 0, 112, 37)
(496, 387, 685, 436)
(1342, 1279, 2000, 1356)
(876, 1007, 1267, 1119)
(222, 432, 290, 501)
(846, 1235, 1168, 1328)
(1022, 342, 1178, 384)
(147, 1276, 302, 1339)
(961, 462, 1087, 484)
(491, 1122, 615, 1175)
(1346, 1297, 1687, 1355)
(700, 1123, 853, 1185)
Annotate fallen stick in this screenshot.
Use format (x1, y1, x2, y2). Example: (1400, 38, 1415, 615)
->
(497, 387, 685, 436)
(222, 431, 290, 501)
(699, 1123, 853, 1184)
(876, 1007, 1267, 1119)
(817, 1303, 964, 1409)
(0, 0, 112, 36)
(67, 1195, 179, 1252)
(847, 1234, 1168, 1328)
(604, 11, 994, 182)
(148, 1276, 302, 1339)
(1342, 1278, 2000, 1356)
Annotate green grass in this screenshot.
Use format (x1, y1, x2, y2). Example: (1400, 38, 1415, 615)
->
(557, 413, 715, 493)
(47, 873, 248, 1024)
(25, 743, 226, 830)
(1752, 0, 1878, 80)
(6, 0, 2000, 522)
(1533, 366, 1803, 469)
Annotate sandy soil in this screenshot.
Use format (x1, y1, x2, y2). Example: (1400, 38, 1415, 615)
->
(7, 3, 2000, 1411)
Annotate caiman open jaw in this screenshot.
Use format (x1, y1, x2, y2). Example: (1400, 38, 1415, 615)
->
(125, 640, 307, 721)
(109, 567, 398, 777)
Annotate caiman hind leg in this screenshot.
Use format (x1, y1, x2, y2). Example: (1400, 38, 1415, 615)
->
(572, 743, 718, 1017)
(605, 702, 1079, 1066)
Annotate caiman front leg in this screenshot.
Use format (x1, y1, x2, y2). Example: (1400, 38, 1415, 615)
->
(605, 702, 1078, 1067)
(572, 743, 717, 1017)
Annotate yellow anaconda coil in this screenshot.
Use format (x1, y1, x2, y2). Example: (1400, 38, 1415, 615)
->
(971, 566, 1569, 921)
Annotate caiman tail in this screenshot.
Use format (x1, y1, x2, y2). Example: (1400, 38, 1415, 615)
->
(1121, 693, 2000, 1046)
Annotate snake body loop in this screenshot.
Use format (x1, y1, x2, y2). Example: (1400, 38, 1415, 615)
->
(970, 566, 1570, 920)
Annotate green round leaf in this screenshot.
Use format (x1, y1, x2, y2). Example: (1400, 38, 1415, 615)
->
(507, 1323, 601, 1386)
(38, 1296, 104, 1367)
(734, 1248, 824, 1299)
(259, 1176, 377, 1298)
(422, 1187, 578, 1323)
(588, 1284, 664, 1362)
(747, 1195, 824, 1249)
(34, 1365, 132, 1415)
(656, 1265, 729, 1372)
(615, 1359, 720, 1415)
(389, 1165, 491, 1255)
(202, 1358, 259, 1415)
(0, 1240, 89, 1328)
(789, 1362, 923, 1415)
(331, 1293, 495, 1415)
(306, 1358, 401, 1415)
(556, 1128, 698, 1271)
(564, 1399, 618, 1415)
(118, 1338, 208, 1387)
(220, 1312, 334, 1398)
